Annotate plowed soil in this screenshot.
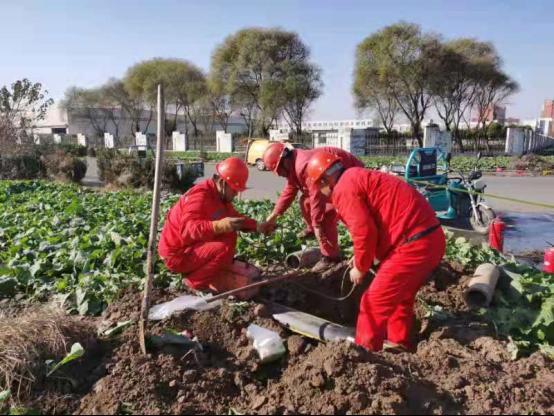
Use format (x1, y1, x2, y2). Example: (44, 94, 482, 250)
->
(6, 261, 554, 415)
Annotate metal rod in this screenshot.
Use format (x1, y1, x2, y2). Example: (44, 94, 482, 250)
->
(205, 269, 309, 303)
(139, 84, 165, 355)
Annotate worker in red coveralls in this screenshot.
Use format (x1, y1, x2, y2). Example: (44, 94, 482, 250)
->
(306, 151, 446, 352)
(158, 157, 273, 299)
(261, 143, 364, 272)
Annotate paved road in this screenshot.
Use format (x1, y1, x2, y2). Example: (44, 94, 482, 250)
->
(200, 164, 554, 255)
(483, 175, 554, 213)
(85, 157, 554, 213)
(202, 163, 554, 214)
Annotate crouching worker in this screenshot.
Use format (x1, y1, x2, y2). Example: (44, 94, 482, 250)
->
(306, 151, 446, 352)
(158, 157, 273, 299)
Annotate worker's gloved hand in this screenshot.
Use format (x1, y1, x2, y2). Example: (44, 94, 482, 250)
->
(257, 221, 277, 235)
(212, 217, 246, 234)
(265, 212, 279, 225)
(349, 266, 366, 286)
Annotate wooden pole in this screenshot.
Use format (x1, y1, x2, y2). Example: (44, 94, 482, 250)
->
(139, 84, 165, 354)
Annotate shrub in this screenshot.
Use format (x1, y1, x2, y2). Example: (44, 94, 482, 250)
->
(508, 154, 554, 172)
(0, 155, 44, 179)
(97, 149, 198, 192)
(58, 143, 87, 157)
(40, 150, 87, 183)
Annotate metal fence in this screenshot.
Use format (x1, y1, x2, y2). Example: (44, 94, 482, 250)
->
(34, 130, 510, 157)
(363, 133, 507, 156)
(451, 131, 506, 155)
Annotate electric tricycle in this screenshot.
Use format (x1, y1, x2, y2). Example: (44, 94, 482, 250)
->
(403, 148, 496, 234)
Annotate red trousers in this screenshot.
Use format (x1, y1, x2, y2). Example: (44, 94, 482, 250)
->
(355, 227, 446, 351)
(163, 233, 236, 290)
(300, 195, 340, 259)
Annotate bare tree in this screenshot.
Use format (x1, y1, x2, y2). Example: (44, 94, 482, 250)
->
(0, 79, 53, 148)
(61, 87, 111, 137)
(431, 39, 500, 152)
(103, 78, 144, 134)
(281, 62, 322, 135)
(354, 80, 399, 134)
(208, 86, 232, 132)
(354, 22, 441, 147)
(211, 27, 321, 137)
(472, 67, 518, 152)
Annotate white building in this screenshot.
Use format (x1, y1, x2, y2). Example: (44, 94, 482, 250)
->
(34, 104, 249, 140)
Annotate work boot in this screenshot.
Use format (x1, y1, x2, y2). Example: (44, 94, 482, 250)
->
(299, 228, 315, 239)
(311, 256, 341, 273)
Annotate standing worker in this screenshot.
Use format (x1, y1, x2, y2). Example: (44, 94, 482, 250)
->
(306, 151, 445, 352)
(261, 143, 364, 272)
(158, 157, 273, 298)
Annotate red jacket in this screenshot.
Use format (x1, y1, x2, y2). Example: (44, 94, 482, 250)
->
(273, 147, 364, 224)
(332, 168, 439, 273)
(158, 179, 257, 258)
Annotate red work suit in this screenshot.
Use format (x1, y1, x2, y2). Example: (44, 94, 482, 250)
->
(332, 168, 446, 351)
(273, 147, 364, 258)
(158, 179, 257, 290)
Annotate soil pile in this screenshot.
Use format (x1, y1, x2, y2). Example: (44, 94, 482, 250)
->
(5, 262, 554, 415)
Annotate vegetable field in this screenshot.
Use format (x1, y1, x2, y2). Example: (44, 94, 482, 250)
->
(0, 180, 553, 415)
(0, 180, 551, 357)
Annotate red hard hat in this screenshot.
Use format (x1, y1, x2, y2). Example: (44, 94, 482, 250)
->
(307, 151, 341, 184)
(263, 142, 286, 172)
(215, 157, 249, 192)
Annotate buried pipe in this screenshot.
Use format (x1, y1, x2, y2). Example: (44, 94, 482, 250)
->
(285, 247, 322, 269)
(464, 263, 501, 308)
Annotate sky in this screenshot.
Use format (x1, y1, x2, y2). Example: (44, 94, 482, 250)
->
(1, 0, 552, 121)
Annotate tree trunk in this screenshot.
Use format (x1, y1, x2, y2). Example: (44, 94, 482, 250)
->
(454, 130, 464, 153)
(412, 122, 423, 148)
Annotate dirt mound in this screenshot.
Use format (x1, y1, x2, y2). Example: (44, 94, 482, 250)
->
(78, 295, 287, 415)
(8, 263, 553, 415)
(76, 288, 553, 415)
(397, 337, 554, 414)
(244, 341, 457, 415)
(77, 339, 241, 415)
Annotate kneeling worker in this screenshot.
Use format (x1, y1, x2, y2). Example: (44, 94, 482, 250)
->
(306, 151, 446, 352)
(158, 157, 273, 298)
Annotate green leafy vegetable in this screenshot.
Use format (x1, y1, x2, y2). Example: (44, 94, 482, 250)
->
(46, 342, 85, 377)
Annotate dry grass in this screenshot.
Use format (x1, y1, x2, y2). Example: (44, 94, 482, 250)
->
(0, 305, 94, 400)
